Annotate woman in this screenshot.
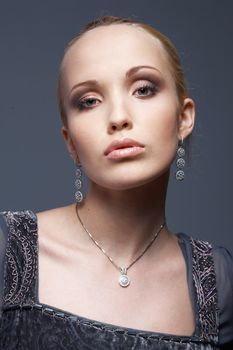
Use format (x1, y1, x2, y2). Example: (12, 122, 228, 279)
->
(0, 16, 232, 349)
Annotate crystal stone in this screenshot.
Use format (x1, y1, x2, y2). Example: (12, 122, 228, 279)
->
(75, 191, 83, 203)
(176, 170, 185, 181)
(119, 274, 130, 287)
(177, 147, 185, 158)
(176, 158, 185, 168)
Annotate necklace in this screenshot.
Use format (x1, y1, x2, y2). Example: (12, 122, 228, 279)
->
(75, 204, 166, 288)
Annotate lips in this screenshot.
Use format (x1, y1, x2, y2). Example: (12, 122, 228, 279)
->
(104, 138, 145, 159)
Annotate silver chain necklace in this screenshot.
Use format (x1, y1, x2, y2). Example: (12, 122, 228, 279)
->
(75, 204, 166, 288)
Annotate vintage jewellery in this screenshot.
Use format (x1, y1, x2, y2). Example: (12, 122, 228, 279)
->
(74, 156, 84, 203)
(175, 137, 186, 181)
(75, 204, 166, 287)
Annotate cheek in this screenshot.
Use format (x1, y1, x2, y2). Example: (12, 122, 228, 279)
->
(137, 94, 179, 139)
(138, 95, 179, 163)
(67, 120, 103, 167)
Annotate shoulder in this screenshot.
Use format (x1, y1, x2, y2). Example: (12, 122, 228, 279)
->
(178, 232, 233, 266)
(0, 209, 36, 221)
(211, 245, 233, 295)
(182, 233, 233, 295)
(190, 235, 233, 345)
(0, 204, 75, 231)
(0, 209, 37, 235)
(36, 203, 76, 239)
(212, 245, 233, 274)
(0, 210, 38, 298)
(0, 204, 75, 240)
(0, 204, 77, 253)
(36, 204, 75, 227)
(212, 245, 233, 345)
(179, 233, 233, 345)
(211, 244, 233, 297)
(36, 203, 78, 255)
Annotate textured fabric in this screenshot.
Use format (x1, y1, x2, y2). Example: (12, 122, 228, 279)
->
(212, 247, 233, 346)
(0, 210, 232, 349)
(0, 214, 8, 310)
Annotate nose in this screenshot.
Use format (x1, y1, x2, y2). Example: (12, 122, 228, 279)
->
(108, 119, 132, 134)
(107, 102, 133, 134)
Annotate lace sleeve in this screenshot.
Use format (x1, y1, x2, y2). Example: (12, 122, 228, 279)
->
(213, 246, 233, 348)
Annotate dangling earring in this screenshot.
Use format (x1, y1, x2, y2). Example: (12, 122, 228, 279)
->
(175, 137, 185, 181)
(74, 156, 83, 203)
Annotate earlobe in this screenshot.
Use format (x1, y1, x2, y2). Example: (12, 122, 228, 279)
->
(61, 126, 68, 141)
(178, 98, 195, 140)
(61, 126, 76, 161)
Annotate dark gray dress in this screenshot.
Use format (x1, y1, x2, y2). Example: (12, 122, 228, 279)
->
(0, 210, 232, 349)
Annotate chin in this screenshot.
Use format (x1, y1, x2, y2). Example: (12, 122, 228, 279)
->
(93, 171, 169, 191)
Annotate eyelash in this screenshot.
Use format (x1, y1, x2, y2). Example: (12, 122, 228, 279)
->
(77, 97, 98, 111)
(134, 82, 158, 97)
(76, 82, 158, 111)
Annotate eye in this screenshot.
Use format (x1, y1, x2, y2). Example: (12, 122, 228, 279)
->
(134, 82, 158, 98)
(76, 97, 100, 110)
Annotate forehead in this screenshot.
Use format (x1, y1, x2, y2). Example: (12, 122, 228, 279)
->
(61, 24, 172, 87)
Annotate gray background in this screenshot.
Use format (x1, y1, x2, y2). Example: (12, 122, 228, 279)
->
(0, 0, 232, 253)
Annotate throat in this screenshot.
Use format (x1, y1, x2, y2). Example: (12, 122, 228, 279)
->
(76, 202, 167, 272)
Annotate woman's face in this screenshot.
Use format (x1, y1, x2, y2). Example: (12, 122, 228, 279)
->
(61, 24, 194, 190)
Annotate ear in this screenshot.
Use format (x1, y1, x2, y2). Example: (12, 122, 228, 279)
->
(178, 98, 195, 140)
(61, 126, 77, 162)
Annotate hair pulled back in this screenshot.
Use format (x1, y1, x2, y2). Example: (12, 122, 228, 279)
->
(58, 16, 188, 126)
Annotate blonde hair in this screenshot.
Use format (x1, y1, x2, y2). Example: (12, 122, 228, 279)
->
(58, 15, 188, 126)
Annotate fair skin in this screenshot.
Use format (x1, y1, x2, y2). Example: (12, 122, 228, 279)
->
(37, 24, 195, 335)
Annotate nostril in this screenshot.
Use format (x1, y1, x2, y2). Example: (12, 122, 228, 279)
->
(109, 120, 132, 133)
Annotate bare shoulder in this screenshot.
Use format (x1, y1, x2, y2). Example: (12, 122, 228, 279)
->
(36, 204, 77, 254)
(36, 204, 75, 231)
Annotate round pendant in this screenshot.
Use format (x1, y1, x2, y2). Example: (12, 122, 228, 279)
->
(75, 190, 83, 203)
(176, 169, 185, 181)
(177, 146, 185, 157)
(176, 157, 185, 168)
(119, 274, 130, 287)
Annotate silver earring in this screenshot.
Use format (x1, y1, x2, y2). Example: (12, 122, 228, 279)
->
(75, 164, 83, 203)
(175, 137, 185, 181)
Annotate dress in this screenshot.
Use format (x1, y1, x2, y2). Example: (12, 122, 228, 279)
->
(0, 210, 232, 349)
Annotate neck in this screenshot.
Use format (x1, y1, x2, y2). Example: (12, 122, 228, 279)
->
(77, 172, 170, 265)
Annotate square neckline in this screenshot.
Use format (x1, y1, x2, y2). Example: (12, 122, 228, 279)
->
(34, 212, 199, 340)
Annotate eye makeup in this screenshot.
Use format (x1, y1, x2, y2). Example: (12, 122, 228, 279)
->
(69, 71, 164, 112)
(69, 87, 102, 111)
(76, 96, 100, 111)
(132, 79, 160, 98)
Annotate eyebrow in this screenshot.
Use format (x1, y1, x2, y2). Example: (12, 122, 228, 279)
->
(125, 65, 162, 78)
(69, 80, 99, 95)
(69, 65, 161, 95)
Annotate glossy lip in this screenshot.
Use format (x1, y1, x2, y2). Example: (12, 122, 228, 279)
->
(104, 138, 145, 159)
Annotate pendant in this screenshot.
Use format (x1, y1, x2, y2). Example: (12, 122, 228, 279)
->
(119, 267, 130, 287)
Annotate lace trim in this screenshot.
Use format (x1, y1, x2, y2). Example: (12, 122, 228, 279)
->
(190, 237, 219, 341)
(2, 210, 37, 305)
(1, 211, 219, 346)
